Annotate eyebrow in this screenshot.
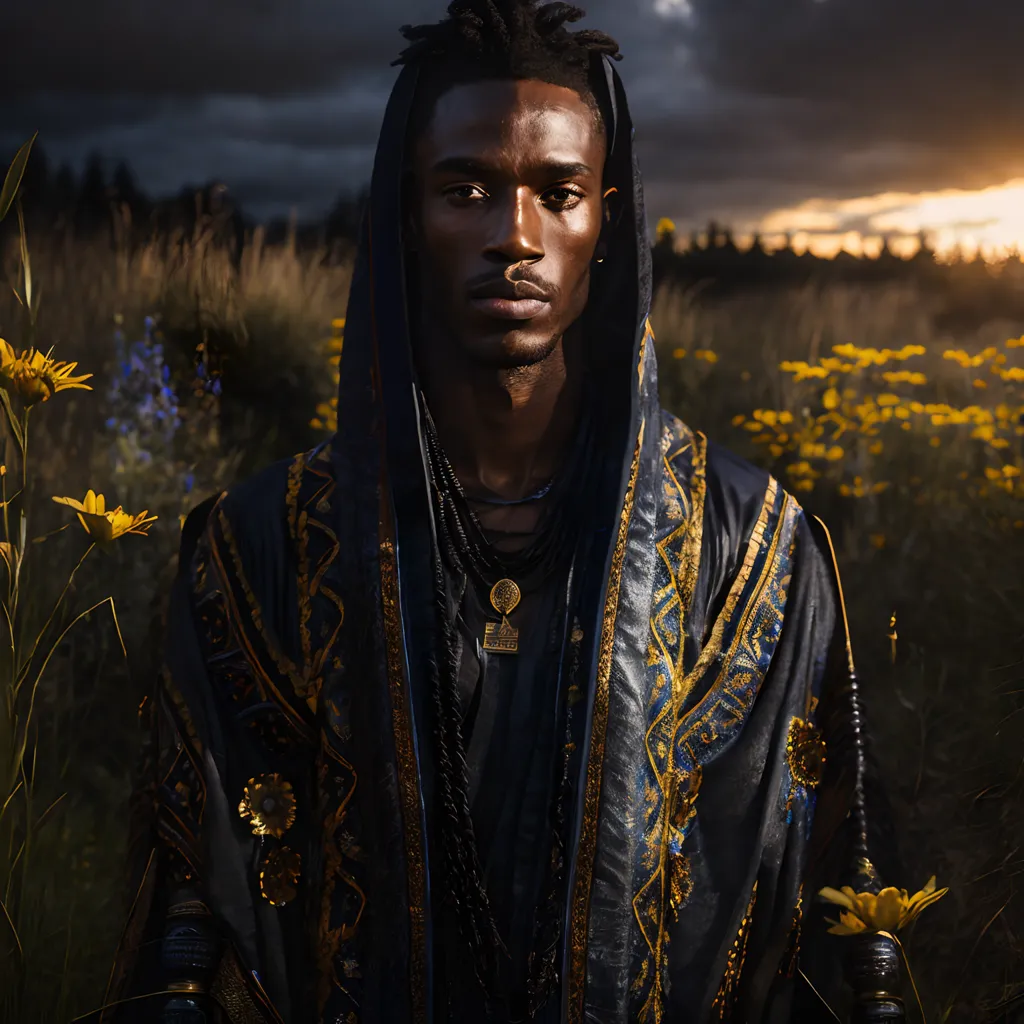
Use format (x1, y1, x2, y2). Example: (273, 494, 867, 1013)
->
(429, 156, 595, 179)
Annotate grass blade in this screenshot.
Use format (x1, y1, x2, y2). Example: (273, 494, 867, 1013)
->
(0, 893, 23, 962)
(0, 133, 36, 224)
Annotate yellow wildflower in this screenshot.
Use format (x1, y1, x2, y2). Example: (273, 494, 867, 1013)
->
(731, 414, 745, 427)
(694, 349, 718, 364)
(973, 378, 988, 389)
(819, 877, 948, 935)
(822, 388, 840, 410)
(869, 534, 886, 550)
(655, 218, 677, 243)
(0, 340, 93, 406)
(672, 348, 686, 360)
(52, 490, 157, 543)
(826, 446, 844, 462)
(929, 437, 941, 448)
(1006, 336, 1024, 349)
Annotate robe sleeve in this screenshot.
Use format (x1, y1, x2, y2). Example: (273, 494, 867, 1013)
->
(104, 490, 294, 1024)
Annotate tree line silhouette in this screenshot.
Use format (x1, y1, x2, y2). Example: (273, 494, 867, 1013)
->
(7, 146, 1024, 321)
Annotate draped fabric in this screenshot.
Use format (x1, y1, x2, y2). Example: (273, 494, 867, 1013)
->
(106, 56, 847, 1024)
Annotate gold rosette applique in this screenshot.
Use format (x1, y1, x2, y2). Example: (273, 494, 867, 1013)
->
(786, 717, 826, 787)
(260, 847, 302, 906)
(238, 774, 297, 838)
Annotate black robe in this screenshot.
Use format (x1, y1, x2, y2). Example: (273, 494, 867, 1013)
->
(106, 56, 851, 1024)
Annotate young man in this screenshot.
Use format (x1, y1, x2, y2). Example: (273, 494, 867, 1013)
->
(108, 2, 868, 1021)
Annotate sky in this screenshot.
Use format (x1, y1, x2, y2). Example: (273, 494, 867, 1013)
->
(3, 0, 1023, 257)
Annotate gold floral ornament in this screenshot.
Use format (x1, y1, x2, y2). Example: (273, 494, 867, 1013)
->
(259, 846, 302, 906)
(0, 339, 92, 406)
(238, 774, 297, 838)
(786, 717, 826, 787)
(818, 877, 948, 936)
(52, 490, 157, 543)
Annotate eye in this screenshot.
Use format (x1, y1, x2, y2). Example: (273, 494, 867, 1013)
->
(444, 184, 488, 202)
(544, 185, 585, 210)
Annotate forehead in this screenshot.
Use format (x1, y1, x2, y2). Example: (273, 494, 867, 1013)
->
(415, 78, 605, 171)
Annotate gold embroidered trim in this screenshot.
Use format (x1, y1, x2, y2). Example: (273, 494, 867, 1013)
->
(677, 431, 707, 623)
(315, 741, 366, 1017)
(210, 945, 281, 1024)
(568, 418, 646, 1024)
(207, 507, 312, 740)
(712, 880, 758, 1018)
(678, 478, 781, 704)
(380, 532, 428, 1024)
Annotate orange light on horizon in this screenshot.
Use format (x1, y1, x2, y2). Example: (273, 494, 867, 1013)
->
(753, 179, 1024, 262)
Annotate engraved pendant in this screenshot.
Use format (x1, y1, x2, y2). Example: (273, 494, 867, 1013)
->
(483, 578, 521, 654)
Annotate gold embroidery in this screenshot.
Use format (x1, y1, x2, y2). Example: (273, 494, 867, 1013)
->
(259, 847, 301, 906)
(568, 418, 646, 1024)
(786, 717, 826, 788)
(208, 507, 313, 740)
(238, 774, 296, 838)
(631, 426, 708, 1019)
(712, 881, 758, 1018)
(780, 886, 804, 980)
(316, 742, 366, 1017)
(210, 945, 282, 1024)
(379, 532, 428, 1023)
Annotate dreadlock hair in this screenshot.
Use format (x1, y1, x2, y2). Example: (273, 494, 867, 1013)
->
(395, 1, 622, 139)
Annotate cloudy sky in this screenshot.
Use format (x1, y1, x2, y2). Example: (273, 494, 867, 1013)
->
(3, 0, 1022, 254)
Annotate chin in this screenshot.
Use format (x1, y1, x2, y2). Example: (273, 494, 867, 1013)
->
(462, 325, 561, 369)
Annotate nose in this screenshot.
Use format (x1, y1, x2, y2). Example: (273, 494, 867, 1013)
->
(484, 186, 544, 264)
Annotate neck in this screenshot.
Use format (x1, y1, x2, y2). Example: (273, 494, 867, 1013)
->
(419, 328, 582, 501)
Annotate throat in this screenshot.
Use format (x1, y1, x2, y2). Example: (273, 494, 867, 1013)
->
(419, 334, 582, 505)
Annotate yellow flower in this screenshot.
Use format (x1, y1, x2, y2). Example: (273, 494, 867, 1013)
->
(673, 347, 686, 360)
(694, 349, 718, 363)
(822, 388, 840, 410)
(52, 490, 157, 542)
(655, 217, 677, 242)
(819, 877, 948, 935)
(0, 340, 93, 406)
(238, 774, 297, 838)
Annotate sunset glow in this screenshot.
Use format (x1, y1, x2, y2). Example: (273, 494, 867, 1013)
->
(753, 179, 1024, 261)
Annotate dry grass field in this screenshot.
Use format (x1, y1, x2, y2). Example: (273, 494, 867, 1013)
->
(0, 221, 1021, 1021)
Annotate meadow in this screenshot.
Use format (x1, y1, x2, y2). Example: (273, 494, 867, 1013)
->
(0, 205, 1021, 1022)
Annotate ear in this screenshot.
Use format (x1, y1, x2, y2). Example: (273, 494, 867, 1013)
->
(602, 186, 620, 227)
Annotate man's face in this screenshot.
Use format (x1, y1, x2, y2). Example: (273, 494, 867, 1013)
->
(411, 78, 607, 368)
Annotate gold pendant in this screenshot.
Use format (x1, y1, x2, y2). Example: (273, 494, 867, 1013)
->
(483, 578, 521, 654)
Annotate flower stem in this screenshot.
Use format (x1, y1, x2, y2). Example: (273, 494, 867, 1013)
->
(14, 542, 95, 696)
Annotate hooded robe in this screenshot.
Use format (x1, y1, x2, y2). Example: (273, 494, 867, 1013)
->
(105, 56, 851, 1024)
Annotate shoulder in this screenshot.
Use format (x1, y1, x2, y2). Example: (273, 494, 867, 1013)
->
(179, 443, 334, 576)
(658, 409, 774, 539)
(658, 410, 829, 576)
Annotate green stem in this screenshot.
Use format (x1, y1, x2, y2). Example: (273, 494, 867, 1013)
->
(14, 542, 95, 696)
(888, 931, 927, 1023)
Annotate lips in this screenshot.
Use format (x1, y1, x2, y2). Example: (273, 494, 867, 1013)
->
(469, 296, 549, 320)
(467, 278, 553, 322)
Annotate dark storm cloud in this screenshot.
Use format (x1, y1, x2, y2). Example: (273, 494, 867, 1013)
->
(1, 0, 1020, 227)
(2, 0, 440, 96)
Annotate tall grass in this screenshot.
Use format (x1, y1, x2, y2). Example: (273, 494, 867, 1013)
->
(0, 220, 1019, 1021)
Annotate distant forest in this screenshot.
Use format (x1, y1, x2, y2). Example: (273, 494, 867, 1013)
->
(7, 146, 1024, 320)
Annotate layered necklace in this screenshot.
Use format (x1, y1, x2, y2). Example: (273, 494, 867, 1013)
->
(422, 401, 592, 654)
(421, 398, 594, 1018)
